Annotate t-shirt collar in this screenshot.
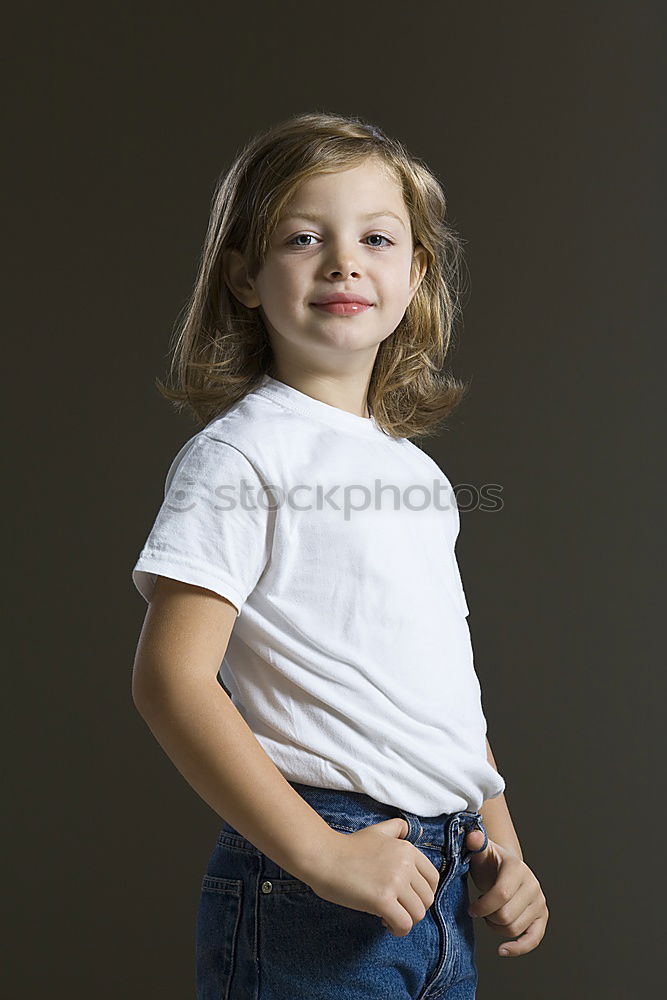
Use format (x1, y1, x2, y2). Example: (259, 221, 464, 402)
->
(254, 374, 384, 438)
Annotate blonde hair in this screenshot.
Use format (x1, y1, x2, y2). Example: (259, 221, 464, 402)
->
(156, 111, 470, 440)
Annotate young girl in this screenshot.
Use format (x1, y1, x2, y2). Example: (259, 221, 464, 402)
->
(131, 112, 548, 1000)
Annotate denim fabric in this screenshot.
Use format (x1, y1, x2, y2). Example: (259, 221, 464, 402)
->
(195, 780, 488, 999)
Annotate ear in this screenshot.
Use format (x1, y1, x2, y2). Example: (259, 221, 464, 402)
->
(408, 244, 428, 301)
(222, 248, 262, 308)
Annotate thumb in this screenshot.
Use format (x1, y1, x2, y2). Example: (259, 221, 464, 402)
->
(373, 816, 409, 839)
(396, 817, 409, 839)
(465, 828, 487, 853)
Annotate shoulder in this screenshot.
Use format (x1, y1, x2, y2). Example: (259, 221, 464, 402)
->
(162, 429, 264, 501)
(402, 438, 452, 484)
(400, 439, 461, 524)
(206, 389, 295, 452)
(163, 390, 300, 496)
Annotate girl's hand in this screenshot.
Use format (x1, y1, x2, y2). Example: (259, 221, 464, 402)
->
(464, 829, 549, 958)
(306, 817, 441, 937)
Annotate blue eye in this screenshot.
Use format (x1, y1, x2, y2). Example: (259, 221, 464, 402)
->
(365, 233, 393, 248)
(287, 233, 394, 249)
(288, 234, 317, 247)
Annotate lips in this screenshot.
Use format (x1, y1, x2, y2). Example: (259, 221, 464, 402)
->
(311, 293, 373, 306)
(312, 301, 373, 316)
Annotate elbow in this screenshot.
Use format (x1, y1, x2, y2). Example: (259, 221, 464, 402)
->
(131, 678, 147, 715)
(131, 667, 157, 715)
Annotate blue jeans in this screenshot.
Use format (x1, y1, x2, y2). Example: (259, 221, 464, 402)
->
(195, 780, 489, 999)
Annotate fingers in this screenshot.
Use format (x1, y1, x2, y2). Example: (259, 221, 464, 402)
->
(415, 852, 442, 896)
(383, 851, 441, 935)
(468, 874, 549, 957)
(496, 915, 548, 957)
(382, 895, 417, 937)
(377, 841, 443, 937)
(411, 869, 437, 912)
(396, 889, 427, 936)
(471, 880, 535, 931)
(381, 880, 433, 938)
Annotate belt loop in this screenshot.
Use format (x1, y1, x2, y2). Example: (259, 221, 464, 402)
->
(395, 810, 422, 843)
(473, 815, 489, 853)
(445, 812, 463, 859)
(462, 814, 488, 855)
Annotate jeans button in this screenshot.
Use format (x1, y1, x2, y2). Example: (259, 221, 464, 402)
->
(261, 880, 273, 893)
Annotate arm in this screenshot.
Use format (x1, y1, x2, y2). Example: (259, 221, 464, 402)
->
(132, 576, 336, 884)
(480, 735, 524, 861)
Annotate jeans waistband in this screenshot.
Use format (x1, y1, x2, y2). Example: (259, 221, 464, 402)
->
(286, 780, 488, 857)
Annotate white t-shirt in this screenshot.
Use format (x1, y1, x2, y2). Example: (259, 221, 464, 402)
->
(132, 374, 506, 815)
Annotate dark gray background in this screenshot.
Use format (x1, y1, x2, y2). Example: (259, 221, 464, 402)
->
(6, 2, 665, 997)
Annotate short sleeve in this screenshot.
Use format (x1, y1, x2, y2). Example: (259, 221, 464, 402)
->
(132, 432, 273, 615)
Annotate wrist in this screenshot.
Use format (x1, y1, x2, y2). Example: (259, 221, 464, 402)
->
(287, 824, 345, 885)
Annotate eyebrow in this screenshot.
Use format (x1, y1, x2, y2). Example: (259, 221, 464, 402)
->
(280, 209, 406, 230)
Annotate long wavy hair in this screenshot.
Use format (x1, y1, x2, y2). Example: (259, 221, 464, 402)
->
(155, 111, 471, 441)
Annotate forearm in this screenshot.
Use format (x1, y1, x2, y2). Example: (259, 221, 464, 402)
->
(133, 675, 335, 882)
(480, 736, 523, 861)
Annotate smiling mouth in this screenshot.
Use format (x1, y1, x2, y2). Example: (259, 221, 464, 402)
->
(311, 302, 374, 316)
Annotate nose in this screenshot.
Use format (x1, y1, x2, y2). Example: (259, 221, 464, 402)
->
(328, 262, 361, 280)
(324, 241, 363, 280)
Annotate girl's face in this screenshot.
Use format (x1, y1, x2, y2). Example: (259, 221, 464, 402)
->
(232, 157, 427, 373)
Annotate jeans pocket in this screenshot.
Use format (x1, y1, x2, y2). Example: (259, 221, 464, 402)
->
(195, 875, 243, 1000)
